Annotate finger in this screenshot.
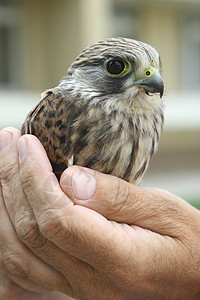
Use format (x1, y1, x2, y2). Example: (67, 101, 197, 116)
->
(0, 128, 34, 228)
(60, 166, 199, 237)
(0, 129, 55, 290)
(0, 128, 64, 273)
(0, 130, 78, 295)
(0, 128, 70, 285)
(0, 180, 70, 294)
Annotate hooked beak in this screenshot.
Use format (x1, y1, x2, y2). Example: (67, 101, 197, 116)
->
(134, 72, 164, 98)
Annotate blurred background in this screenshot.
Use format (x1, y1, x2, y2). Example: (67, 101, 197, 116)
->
(0, 0, 200, 207)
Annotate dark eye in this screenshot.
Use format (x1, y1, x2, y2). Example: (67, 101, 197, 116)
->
(106, 60, 125, 75)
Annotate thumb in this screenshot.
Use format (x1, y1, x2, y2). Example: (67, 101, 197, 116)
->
(60, 165, 132, 220)
(60, 166, 194, 235)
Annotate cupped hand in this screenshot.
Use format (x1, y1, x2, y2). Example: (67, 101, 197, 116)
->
(0, 127, 200, 300)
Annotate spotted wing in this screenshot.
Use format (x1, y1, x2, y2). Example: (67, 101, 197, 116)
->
(21, 91, 74, 179)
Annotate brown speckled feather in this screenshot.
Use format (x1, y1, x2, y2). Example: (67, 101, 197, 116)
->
(22, 92, 74, 178)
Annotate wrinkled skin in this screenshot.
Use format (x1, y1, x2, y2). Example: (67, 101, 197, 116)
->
(0, 127, 200, 300)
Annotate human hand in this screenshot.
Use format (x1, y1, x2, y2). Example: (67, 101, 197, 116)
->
(0, 128, 200, 300)
(0, 128, 74, 300)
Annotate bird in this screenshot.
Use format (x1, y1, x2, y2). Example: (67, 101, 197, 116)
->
(22, 37, 164, 185)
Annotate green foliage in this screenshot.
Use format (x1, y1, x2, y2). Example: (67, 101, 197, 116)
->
(191, 201, 200, 210)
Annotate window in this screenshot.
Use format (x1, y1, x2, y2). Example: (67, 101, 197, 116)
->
(0, 27, 9, 83)
(0, 0, 21, 88)
(181, 13, 200, 91)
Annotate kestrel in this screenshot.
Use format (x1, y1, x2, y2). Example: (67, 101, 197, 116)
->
(22, 37, 164, 185)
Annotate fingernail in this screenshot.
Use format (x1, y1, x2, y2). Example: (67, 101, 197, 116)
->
(0, 131, 12, 153)
(72, 169, 96, 200)
(18, 138, 27, 162)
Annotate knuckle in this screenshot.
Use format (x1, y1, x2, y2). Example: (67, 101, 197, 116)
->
(15, 215, 47, 249)
(2, 250, 30, 278)
(109, 178, 131, 215)
(0, 160, 17, 183)
(15, 216, 38, 242)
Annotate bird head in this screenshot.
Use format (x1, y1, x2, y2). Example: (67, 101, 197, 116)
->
(62, 37, 164, 110)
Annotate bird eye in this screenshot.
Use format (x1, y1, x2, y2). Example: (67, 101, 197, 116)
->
(106, 59, 126, 76)
(146, 70, 151, 76)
